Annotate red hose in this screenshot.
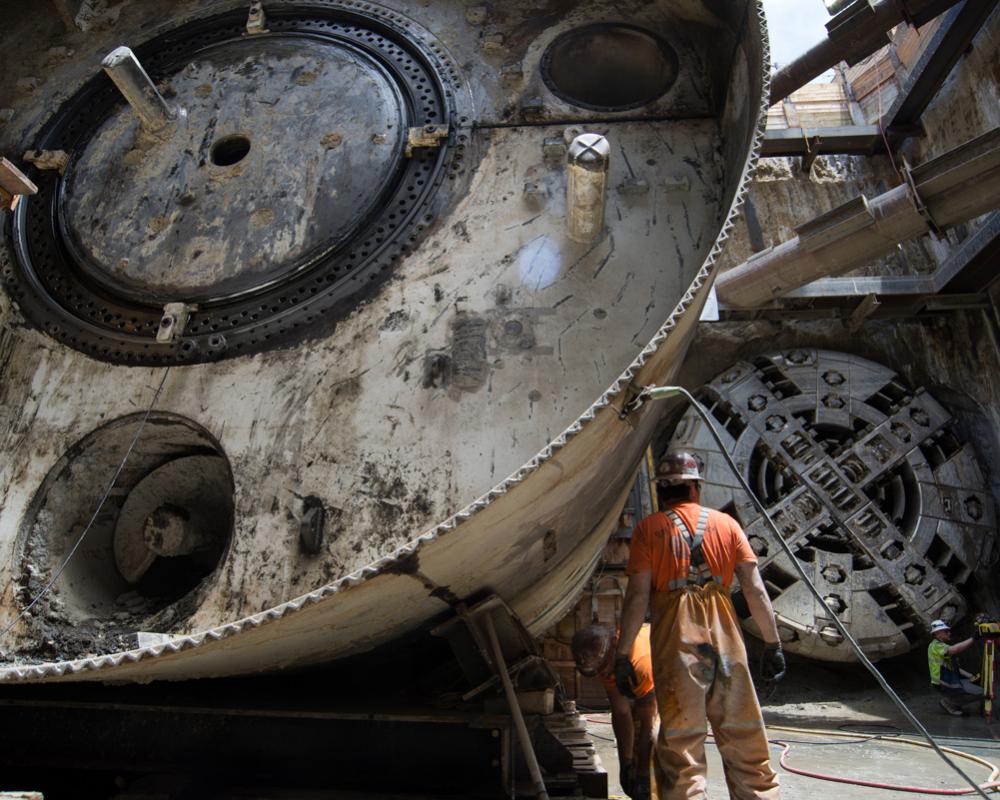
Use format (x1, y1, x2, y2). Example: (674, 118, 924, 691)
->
(773, 740, 1000, 796)
(587, 721, 1000, 795)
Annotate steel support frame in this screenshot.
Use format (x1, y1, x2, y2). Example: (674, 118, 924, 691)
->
(769, 0, 965, 103)
(762, 125, 883, 158)
(884, 1, 1000, 144)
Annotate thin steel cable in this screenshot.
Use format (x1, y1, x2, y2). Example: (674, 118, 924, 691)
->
(654, 385, 992, 800)
(1, 368, 170, 639)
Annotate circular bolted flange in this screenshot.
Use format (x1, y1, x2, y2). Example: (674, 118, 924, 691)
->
(669, 349, 997, 662)
(7, 4, 462, 365)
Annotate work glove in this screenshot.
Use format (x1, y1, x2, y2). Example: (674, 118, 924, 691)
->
(614, 654, 638, 699)
(760, 643, 786, 683)
(618, 759, 634, 797)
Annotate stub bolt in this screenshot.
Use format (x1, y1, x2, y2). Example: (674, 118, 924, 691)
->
(102, 46, 176, 133)
(566, 133, 610, 243)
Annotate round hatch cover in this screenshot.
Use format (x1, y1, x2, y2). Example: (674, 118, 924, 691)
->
(7, 5, 458, 364)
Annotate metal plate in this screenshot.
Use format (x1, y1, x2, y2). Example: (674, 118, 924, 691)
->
(6, 4, 457, 364)
(64, 36, 407, 302)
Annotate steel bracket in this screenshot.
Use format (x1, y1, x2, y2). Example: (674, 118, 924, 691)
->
(901, 157, 943, 239)
(406, 124, 449, 157)
(246, 1, 268, 34)
(156, 302, 197, 343)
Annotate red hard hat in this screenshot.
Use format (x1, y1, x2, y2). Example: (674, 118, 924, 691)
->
(656, 450, 703, 485)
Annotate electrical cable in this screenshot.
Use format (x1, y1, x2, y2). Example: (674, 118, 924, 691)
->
(706, 724, 1000, 795)
(770, 725, 1000, 775)
(1, 368, 171, 639)
(838, 722, 903, 736)
(642, 385, 994, 799)
(772, 740, 1000, 795)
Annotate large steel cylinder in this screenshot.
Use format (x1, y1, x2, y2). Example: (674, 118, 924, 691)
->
(0, 0, 769, 683)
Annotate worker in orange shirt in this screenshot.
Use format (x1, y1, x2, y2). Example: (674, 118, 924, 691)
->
(572, 622, 656, 800)
(615, 451, 784, 800)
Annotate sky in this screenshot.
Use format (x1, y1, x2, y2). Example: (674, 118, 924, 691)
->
(760, 0, 836, 80)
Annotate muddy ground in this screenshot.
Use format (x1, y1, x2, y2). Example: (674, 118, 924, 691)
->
(587, 646, 1000, 799)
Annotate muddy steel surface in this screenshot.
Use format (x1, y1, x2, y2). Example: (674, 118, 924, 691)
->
(0, 0, 769, 683)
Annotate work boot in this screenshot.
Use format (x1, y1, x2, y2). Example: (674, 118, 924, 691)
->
(939, 698, 964, 716)
(632, 774, 651, 800)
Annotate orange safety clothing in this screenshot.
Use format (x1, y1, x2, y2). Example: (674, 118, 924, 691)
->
(628, 502, 779, 800)
(627, 502, 757, 592)
(602, 623, 656, 699)
(649, 584, 779, 800)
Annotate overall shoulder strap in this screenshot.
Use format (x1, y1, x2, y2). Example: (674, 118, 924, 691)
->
(667, 506, 720, 590)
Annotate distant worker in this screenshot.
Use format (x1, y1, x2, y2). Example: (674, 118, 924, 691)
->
(616, 451, 784, 799)
(572, 623, 657, 800)
(928, 619, 982, 716)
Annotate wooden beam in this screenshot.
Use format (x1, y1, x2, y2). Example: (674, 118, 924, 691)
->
(0, 158, 37, 195)
(0, 157, 38, 211)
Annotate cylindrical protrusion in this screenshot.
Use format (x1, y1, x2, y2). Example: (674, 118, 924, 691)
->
(142, 505, 203, 557)
(566, 133, 610, 243)
(102, 46, 176, 133)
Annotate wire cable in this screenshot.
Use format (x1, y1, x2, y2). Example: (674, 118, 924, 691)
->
(706, 724, 1000, 795)
(772, 739, 1000, 795)
(647, 385, 993, 800)
(1, 368, 170, 639)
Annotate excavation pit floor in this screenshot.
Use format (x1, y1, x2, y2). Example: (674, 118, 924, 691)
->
(587, 653, 1000, 799)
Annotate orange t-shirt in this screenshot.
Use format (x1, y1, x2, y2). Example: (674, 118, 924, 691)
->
(601, 623, 655, 698)
(626, 502, 757, 592)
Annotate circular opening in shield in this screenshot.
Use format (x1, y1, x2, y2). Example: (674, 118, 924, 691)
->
(17, 413, 234, 634)
(210, 134, 252, 166)
(542, 24, 679, 111)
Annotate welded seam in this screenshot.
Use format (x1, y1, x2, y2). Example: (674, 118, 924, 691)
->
(0, 2, 772, 682)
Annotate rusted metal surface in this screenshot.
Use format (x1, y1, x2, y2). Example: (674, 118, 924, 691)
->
(0, 0, 769, 682)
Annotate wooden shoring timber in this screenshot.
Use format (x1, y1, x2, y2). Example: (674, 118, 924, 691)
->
(0, 157, 38, 211)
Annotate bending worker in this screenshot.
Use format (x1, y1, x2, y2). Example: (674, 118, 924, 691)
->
(615, 451, 785, 799)
(572, 623, 657, 799)
(928, 618, 982, 716)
